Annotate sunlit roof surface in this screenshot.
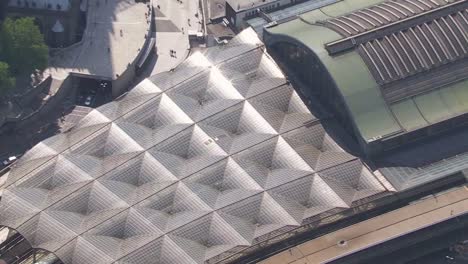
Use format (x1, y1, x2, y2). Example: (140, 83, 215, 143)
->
(0, 29, 389, 264)
(265, 0, 468, 145)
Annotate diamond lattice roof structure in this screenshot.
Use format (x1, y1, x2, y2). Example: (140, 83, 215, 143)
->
(0, 29, 390, 264)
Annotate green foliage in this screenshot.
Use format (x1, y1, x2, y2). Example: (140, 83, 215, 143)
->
(0, 17, 48, 74)
(0, 61, 15, 95)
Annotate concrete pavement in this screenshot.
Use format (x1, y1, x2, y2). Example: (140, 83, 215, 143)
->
(151, 0, 203, 75)
(47, 0, 151, 80)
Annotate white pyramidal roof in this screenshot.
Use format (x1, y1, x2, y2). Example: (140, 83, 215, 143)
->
(0, 29, 389, 264)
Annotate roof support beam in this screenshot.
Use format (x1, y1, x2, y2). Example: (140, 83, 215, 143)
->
(325, 0, 468, 55)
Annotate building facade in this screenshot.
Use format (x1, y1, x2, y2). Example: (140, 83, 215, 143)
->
(6, 0, 84, 47)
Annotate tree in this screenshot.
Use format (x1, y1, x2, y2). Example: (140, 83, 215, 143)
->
(0, 61, 15, 96)
(0, 17, 48, 74)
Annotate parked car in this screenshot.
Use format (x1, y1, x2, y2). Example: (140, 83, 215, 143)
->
(2, 156, 17, 166)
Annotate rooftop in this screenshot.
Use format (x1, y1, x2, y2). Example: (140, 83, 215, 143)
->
(1, 15, 468, 262)
(264, 0, 468, 147)
(0, 29, 392, 264)
(324, 0, 468, 103)
(247, 0, 340, 38)
(226, 0, 280, 12)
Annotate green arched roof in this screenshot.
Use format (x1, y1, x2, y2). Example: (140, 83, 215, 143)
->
(264, 0, 468, 143)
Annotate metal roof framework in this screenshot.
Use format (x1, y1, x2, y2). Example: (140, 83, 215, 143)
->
(324, 0, 468, 102)
(246, 0, 340, 38)
(0, 29, 389, 264)
(263, 0, 468, 155)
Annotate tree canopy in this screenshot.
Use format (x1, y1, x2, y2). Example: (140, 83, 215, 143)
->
(0, 17, 48, 74)
(0, 61, 15, 96)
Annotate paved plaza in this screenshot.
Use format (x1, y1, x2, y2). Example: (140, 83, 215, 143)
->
(150, 0, 203, 75)
(46, 0, 204, 79)
(47, 0, 151, 80)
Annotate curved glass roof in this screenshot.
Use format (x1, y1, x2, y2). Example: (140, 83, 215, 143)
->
(0, 29, 388, 264)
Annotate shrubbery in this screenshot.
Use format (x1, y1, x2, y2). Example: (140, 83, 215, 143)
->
(0, 17, 48, 95)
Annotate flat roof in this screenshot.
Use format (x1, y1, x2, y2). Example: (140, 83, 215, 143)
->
(247, 0, 340, 37)
(226, 0, 279, 12)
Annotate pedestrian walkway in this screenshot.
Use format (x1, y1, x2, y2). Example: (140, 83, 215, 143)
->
(47, 0, 151, 80)
(260, 186, 468, 264)
(150, 0, 202, 75)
